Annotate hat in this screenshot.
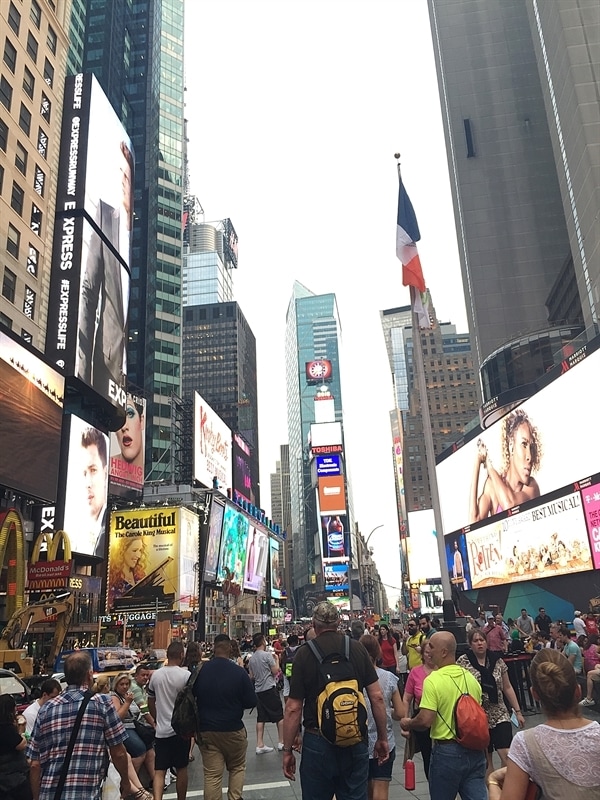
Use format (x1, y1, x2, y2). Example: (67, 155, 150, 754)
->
(574, 610, 581, 616)
(313, 601, 340, 625)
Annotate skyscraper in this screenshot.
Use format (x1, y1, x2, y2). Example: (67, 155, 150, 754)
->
(427, 0, 597, 372)
(72, 0, 185, 480)
(182, 219, 237, 306)
(270, 444, 293, 604)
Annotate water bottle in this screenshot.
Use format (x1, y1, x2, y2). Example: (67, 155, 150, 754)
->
(404, 758, 416, 790)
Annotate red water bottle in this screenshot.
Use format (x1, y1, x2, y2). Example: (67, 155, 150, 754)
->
(404, 758, 416, 790)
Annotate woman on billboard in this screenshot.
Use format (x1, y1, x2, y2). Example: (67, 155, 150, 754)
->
(116, 395, 144, 467)
(470, 409, 542, 523)
(108, 535, 147, 608)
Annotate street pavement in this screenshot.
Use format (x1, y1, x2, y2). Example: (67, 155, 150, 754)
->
(164, 704, 600, 799)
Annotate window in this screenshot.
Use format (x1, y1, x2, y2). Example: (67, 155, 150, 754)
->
(26, 32, 38, 63)
(37, 127, 47, 158)
(0, 164, 3, 194)
(46, 26, 57, 55)
(30, 203, 42, 235)
(19, 102, 31, 135)
(11, 181, 24, 214)
(27, 243, 39, 277)
(8, 3, 21, 35)
(3, 38, 17, 73)
(0, 75, 13, 111)
(0, 119, 7, 151)
(22, 65, 35, 98)
(33, 164, 45, 197)
(23, 286, 35, 319)
(7, 224, 20, 258)
(30, 0, 41, 28)
(2, 267, 16, 302)
(15, 141, 27, 174)
(40, 92, 50, 122)
(43, 57, 53, 88)
(0, 312, 13, 330)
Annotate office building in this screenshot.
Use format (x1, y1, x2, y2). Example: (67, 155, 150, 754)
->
(380, 305, 414, 412)
(0, 0, 70, 346)
(183, 219, 237, 306)
(73, 0, 185, 480)
(270, 444, 293, 606)
(428, 0, 598, 378)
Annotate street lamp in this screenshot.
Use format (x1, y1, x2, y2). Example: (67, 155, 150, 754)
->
(362, 525, 383, 612)
(365, 524, 384, 548)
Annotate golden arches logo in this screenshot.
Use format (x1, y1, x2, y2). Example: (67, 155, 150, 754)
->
(31, 530, 72, 563)
(0, 509, 26, 618)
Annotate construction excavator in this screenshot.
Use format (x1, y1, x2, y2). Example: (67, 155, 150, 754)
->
(0, 592, 74, 679)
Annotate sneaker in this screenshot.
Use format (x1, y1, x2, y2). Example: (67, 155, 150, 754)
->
(256, 745, 274, 754)
(579, 697, 596, 707)
(277, 743, 285, 751)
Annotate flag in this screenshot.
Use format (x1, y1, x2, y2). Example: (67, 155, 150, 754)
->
(396, 179, 426, 293)
(412, 287, 433, 330)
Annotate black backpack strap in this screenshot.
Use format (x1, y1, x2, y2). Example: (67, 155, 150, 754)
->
(53, 690, 93, 800)
(344, 635, 350, 661)
(306, 638, 324, 663)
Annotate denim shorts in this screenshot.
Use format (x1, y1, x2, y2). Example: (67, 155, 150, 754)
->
(368, 745, 395, 781)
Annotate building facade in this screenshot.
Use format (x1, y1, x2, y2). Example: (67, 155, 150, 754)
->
(182, 219, 237, 306)
(269, 444, 293, 608)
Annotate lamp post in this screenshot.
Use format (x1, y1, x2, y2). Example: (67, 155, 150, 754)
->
(362, 525, 383, 612)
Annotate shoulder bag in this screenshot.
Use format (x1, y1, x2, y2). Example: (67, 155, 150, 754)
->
(52, 690, 93, 800)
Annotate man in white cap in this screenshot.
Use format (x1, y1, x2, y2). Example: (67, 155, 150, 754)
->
(573, 611, 587, 637)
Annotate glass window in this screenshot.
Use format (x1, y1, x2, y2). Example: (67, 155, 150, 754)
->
(0, 312, 13, 329)
(0, 75, 13, 111)
(11, 181, 24, 215)
(22, 65, 35, 98)
(0, 118, 7, 151)
(2, 267, 16, 302)
(46, 26, 57, 55)
(40, 92, 50, 122)
(7, 223, 20, 258)
(27, 33, 38, 63)
(21, 329, 33, 343)
(15, 141, 27, 174)
(0, 164, 3, 194)
(37, 127, 47, 159)
(43, 57, 53, 88)
(8, 3, 21, 35)
(27, 243, 39, 277)
(23, 285, 35, 319)
(19, 102, 31, 134)
(3, 38, 17, 73)
(30, 0, 41, 28)
(33, 164, 45, 197)
(30, 203, 42, 235)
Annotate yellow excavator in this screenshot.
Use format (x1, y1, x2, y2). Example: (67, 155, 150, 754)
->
(0, 592, 74, 679)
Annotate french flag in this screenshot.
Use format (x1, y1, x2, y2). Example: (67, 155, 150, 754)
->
(396, 180, 426, 293)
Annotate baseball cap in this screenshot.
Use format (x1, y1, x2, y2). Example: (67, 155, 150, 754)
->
(313, 601, 340, 625)
(574, 610, 581, 616)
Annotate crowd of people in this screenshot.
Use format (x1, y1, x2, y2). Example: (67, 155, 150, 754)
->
(1, 603, 599, 800)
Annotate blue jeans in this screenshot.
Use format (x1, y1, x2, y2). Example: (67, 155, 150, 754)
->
(429, 741, 487, 800)
(299, 732, 369, 800)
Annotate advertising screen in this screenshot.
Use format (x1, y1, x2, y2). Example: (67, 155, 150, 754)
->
(0, 330, 64, 501)
(107, 506, 196, 612)
(318, 475, 346, 515)
(321, 514, 350, 561)
(217, 503, 249, 592)
(581, 481, 600, 569)
(324, 562, 349, 593)
(45, 74, 132, 411)
(269, 537, 283, 599)
(109, 393, 145, 495)
(310, 421, 342, 448)
(243, 524, 270, 592)
(443, 532, 472, 590)
(193, 391, 232, 491)
(232, 433, 254, 504)
(407, 509, 443, 583)
(315, 455, 341, 477)
(204, 500, 225, 581)
(305, 359, 333, 384)
(63, 415, 109, 557)
(436, 348, 600, 537)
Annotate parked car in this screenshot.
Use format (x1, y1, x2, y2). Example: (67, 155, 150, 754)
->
(0, 667, 32, 713)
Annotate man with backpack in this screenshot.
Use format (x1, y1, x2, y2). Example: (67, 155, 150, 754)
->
(280, 634, 301, 702)
(281, 601, 389, 800)
(400, 631, 487, 800)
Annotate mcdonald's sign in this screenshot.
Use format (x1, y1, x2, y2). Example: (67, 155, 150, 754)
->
(0, 509, 26, 618)
(28, 531, 73, 591)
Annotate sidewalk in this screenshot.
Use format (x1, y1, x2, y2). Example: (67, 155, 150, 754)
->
(165, 704, 600, 799)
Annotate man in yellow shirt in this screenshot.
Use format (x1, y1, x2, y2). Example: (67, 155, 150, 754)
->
(402, 619, 425, 671)
(400, 631, 487, 800)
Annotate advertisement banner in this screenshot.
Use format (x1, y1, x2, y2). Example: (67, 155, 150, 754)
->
(465, 489, 592, 589)
(310, 422, 342, 448)
(232, 433, 254, 504)
(581, 482, 600, 569)
(269, 537, 282, 599)
(318, 476, 346, 515)
(109, 393, 146, 495)
(27, 560, 72, 591)
(107, 507, 196, 612)
(320, 514, 350, 561)
(315, 455, 341, 477)
(217, 503, 249, 593)
(243, 524, 269, 593)
(305, 359, 333, 384)
(324, 561, 349, 593)
(443, 532, 472, 590)
(204, 499, 224, 581)
(194, 391, 232, 491)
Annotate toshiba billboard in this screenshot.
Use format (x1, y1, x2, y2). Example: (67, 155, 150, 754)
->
(318, 475, 346, 515)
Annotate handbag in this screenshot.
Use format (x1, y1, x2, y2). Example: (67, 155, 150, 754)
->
(53, 690, 93, 800)
(134, 719, 155, 746)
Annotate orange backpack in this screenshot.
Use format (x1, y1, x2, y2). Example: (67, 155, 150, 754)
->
(438, 670, 490, 750)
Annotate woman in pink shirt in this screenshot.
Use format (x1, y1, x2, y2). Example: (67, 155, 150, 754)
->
(403, 640, 434, 778)
(583, 634, 600, 674)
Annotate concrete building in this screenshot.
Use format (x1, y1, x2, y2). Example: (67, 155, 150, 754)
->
(270, 444, 293, 608)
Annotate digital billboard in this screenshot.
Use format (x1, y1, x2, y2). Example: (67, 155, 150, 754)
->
(581, 481, 600, 569)
(321, 514, 350, 561)
(318, 476, 346, 515)
(204, 499, 225, 581)
(109, 393, 145, 495)
(407, 509, 443, 583)
(310, 421, 342, 449)
(324, 562, 349, 593)
(0, 329, 64, 501)
(305, 359, 333, 384)
(217, 503, 250, 593)
(243, 524, 269, 592)
(443, 532, 472, 590)
(193, 391, 232, 492)
(62, 414, 109, 557)
(232, 433, 254, 504)
(315, 455, 341, 477)
(269, 537, 283, 599)
(45, 74, 133, 412)
(107, 506, 199, 612)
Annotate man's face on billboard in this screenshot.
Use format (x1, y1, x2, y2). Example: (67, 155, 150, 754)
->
(83, 443, 107, 519)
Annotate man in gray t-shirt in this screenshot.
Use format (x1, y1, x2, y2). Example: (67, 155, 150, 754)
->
(516, 608, 535, 638)
(248, 633, 284, 753)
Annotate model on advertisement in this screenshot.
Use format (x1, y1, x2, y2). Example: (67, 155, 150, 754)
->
(110, 394, 145, 491)
(108, 535, 147, 608)
(470, 409, 542, 524)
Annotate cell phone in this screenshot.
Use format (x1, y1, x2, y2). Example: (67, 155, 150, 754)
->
(510, 710, 519, 727)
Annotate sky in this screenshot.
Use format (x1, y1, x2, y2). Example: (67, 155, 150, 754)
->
(184, 0, 468, 608)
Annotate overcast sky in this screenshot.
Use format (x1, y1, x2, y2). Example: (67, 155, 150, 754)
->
(184, 0, 467, 607)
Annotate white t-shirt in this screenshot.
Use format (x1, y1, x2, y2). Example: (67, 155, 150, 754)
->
(23, 700, 42, 734)
(573, 617, 587, 637)
(147, 665, 190, 739)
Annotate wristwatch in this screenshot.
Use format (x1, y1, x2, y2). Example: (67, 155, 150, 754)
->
(281, 746, 293, 753)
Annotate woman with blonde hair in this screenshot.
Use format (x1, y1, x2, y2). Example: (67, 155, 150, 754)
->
(487, 648, 600, 799)
(108, 536, 147, 608)
(110, 672, 154, 793)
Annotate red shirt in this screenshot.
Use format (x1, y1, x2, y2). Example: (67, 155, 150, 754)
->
(483, 623, 507, 652)
(585, 617, 599, 637)
(379, 637, 396, 668)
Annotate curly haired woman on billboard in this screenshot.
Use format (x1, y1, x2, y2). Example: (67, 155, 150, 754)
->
(470, 409, 542, 524)
(108, 535, 147, 608)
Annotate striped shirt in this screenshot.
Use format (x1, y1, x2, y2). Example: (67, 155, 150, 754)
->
(26, 686, 127, 800)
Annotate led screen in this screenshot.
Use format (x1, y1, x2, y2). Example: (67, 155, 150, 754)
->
(324, 562, 349, 593)
(315, 455, 341, 477)
(194, 391, 232, 491)
(269, 537, 282, 599)
(318, 475, 346, 515)
(581, 481, 600, 569)
(320, 514, 350, 561)
(204, 500, 224, 581)
(217, 503, 249, 592)
(243, 524, 269, 592)
(109, 393, 145, 496)
(0, 330, 63, 501)
(233, 434, 254, 504)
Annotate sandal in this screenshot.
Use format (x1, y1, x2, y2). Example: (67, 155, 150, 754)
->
(124, 791, 152, 800)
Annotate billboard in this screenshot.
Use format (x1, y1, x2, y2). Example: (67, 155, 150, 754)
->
(217, 503, 249, 593)
(317, 475, 346, 515)
(321, 514, 350, 561)
(581, 481, 600, 569)
(243, 524, 270, 592)
(305, 359, 333, 384)
(0, 329, 64, 501)
(193, 391, 232, 491)
(310, 421, 342, 448)
(203, 499, 225, 581)
(324, 562, 349, 593)
(407, 509, 442, 583)
(269, 537, 283, 599)
(45, 74, 133, 411)
(232, 433, 254, 504)
(316, 455, 341, 477)
(107, 506, 199, 612)
(109, 393, 145, 495)
(62, 414, 109, 557)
